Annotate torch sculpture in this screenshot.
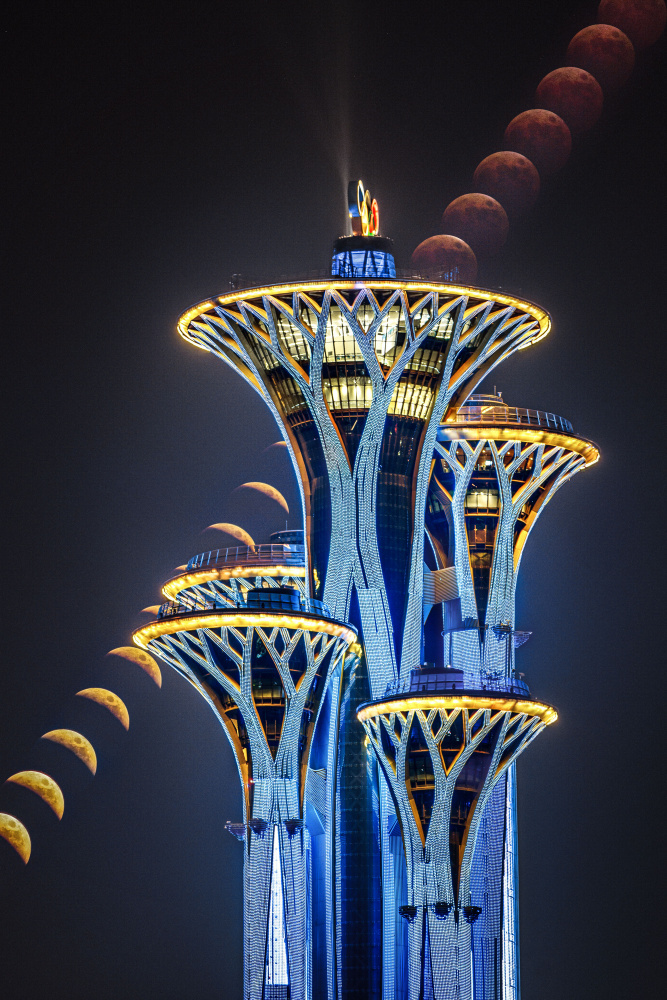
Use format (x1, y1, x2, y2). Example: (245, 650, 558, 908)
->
(134, 587, 355, 1000)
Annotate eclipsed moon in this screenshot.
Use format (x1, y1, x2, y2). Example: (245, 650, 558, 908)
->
(76, 688, 130, 729)
(410, 235, 478, 285)
(567, 23, 635, 92)
(473, 151, 541, 218)
(107, 646, 162, 688)
(205, 522, 256, 548)
(0, 813, 31, 863)
(41, 729, 97, 774)
(598, 0, 666, 49)
(234, 482, 289, 515)
(504, 109, 572, 177)
(441, 194, 509, 258)
(6, 771, 64, 819)
(535, 67, 604, 133)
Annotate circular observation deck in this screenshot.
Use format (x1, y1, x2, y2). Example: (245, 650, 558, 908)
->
(357, 690, 557, 727)
(441, 393, 599, 466)
(178, 277, 551, 352)
(162, 541, 306, 602)
(133, 602, 357, 650)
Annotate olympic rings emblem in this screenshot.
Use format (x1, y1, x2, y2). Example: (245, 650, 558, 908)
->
(348, 180, 380, 237)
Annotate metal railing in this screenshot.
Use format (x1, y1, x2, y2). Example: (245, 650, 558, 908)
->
(223, 268, 521, 294)
(449, 405, 573, 434)
(186, 544, 305, 572)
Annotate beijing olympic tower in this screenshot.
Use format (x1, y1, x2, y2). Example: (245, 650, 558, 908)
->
(133, 183, 597, 1000)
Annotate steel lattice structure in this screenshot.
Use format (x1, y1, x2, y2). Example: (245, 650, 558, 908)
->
(357, 694, 557, 1000)
(134, 606, 355, 1000)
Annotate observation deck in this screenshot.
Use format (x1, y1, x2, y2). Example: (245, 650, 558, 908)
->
(441, 392, 599, 466)
(162, 540, 306, 602)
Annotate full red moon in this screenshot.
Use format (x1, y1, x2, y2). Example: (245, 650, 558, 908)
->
(503, 109, 572, 177)
(598, 0, 667, 49)
(472, 152, 540, 218)
(411, 235, 478, 285)
(535, 67, 604, 133)
(441, 194, 509, 258)
(567, 24, 635, 91)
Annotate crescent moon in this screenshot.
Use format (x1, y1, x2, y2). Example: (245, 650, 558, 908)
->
(76, 688, 130, 730)
(6, 771, 65, 819)
(41, 729, 97, 774)
(234, 482, 289, 514)
(141, 605, 161, 615)
(205, 523, 256, 548)
(264, 440, 288, 451)
(0, 813, 31, 863)
(107, 646, 162, 688)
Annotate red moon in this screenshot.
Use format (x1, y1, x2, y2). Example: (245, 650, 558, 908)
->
(535, 67, 604, 133)
(598, 0, 667, 49)
(472, 152, 540, 218)
(504, 110, 572, 177)
(567, 24, 635, 92)
(441, 193, 509, 258)
(411, 235, 478, 285)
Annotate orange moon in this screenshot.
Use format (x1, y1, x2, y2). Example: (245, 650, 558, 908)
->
(77, 688, 130, 729)
(472, 152, 540, 217)
(7, 771, 65, 819)
(107, 646, 162, 687)
(598, 0, 666, 49)
(234, 482, 289, 514)
(205, 522, 256, 548)
(41, 729, 98, 774)
(567, 24, 635, 92)
(535, 67, 604, 133)
(0, 813, 31, 863)
(504, 109, 572, 177)
(141, 605, 161, 616)
(410, 235, 478, 284)
(441, 194, 509, 257)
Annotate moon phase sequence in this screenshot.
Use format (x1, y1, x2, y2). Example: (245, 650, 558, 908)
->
(107, 646, 162, 687)
(41, 729, 98, 774)
(205, 522, 256, 548)
(6, 771, 65, 819)
(0, 813, 31, 863)
(77, 688, 130, 729)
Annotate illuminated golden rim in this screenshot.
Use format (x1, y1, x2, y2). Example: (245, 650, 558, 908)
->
(438, 424, 599, 467)
(162, 564, 306, 602)
(357, 694, 558, 726)
(178, 280, 550, 349)
(134, 611, 357, 648)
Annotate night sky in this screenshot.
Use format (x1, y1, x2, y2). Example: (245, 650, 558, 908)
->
(1, 2, 665, 997)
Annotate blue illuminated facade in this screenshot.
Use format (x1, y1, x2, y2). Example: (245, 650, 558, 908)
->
(135, 225, 598, 999)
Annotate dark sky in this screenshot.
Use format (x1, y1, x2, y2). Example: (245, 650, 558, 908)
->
(1, 2, 665, 997)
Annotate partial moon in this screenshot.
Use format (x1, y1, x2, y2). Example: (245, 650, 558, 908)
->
(264, 440, 288, 451)
(205, 522, 256, 548)
(441, 194, 509, 257)
(535, 67, 604, 133)
(141, 605, 161, 616)
(0, 813, 31, 863)
(7, 771, 65, 819)
(504, 109, 572, 177)
(107, 646, 162, 688)
(77, 688, 130, 730)
(234, 482, 289, 515)
(473, 152, 540, 218)
(567, 24, 635, 92)
(410, 235, 478, 284)
(42, 729, 97, 774)
(598, 0, 666, 49)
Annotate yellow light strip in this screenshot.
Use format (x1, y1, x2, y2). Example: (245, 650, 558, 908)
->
(178, 281, 550, 347)
(133, 612, 356, 647)
(162, 564, 306, 601)
(357, 694, 557, 726)
(438, 424, 600, 467)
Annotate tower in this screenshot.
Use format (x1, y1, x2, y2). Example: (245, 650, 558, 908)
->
(141, 184, 595, 999)
(360, 393, 597, 999)
(134, 577, 356, 1000)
